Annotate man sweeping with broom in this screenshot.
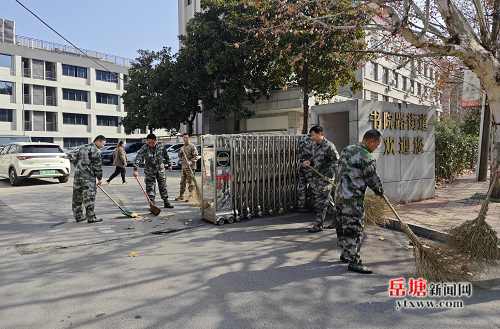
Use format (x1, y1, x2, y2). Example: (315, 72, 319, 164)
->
(334, 129, 384, 274)
(133, 134, 174, 209)
(175, 133, 199, 203)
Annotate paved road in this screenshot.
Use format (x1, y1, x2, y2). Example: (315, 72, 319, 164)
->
(1, 167, 500, 329)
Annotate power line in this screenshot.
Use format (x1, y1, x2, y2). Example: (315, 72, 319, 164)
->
(14, 0, 124, 81)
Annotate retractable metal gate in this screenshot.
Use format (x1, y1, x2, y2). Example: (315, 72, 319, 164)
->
(201, 134, 303, 225)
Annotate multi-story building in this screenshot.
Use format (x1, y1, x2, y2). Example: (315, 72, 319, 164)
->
(178, 1, 443, 135)
(0, 18, 147, 148)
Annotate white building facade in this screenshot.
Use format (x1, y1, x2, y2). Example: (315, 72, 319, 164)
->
(0, 18, 147, 148)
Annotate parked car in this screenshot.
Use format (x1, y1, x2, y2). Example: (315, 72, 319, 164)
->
(177, 145, 202, 172)
(166, 143, 184, 168)
(102, 142, 145, 165)
(0, 142, 71, 186)
(100, 146, 118, 165)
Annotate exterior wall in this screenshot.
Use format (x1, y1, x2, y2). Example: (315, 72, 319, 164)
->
(312, 99, 435, 204)
(0, 38, 147, 147)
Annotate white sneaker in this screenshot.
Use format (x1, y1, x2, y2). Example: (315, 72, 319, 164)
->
(122, 181, 128, 184)
(106, 181, 110, 185)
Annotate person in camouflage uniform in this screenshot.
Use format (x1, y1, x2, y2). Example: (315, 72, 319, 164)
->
(132, 134, 174, 209)
(303, 126, 339, 233)
(296, 134, 316, 212)
(334, 129, 384, 274)
(175, 133, 199, 202)
(71, 135, 106, 223)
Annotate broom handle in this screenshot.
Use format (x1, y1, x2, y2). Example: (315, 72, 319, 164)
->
(97, 185, 121, 208)
(135, 176, 154, 205)
(181, 149, 196, 177)
(481, 174, 499, 214)
(306, 164, 336, 188)
(382, 195, 421, 245)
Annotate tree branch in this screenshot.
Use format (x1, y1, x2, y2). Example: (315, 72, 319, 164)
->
(472, 0, 490, 45)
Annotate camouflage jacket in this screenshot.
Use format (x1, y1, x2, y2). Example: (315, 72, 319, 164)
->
(71, 143, 103, 181)
(335, 142, 384, 205)
(133, 143, 171, 173)
(180, 143, 198, 169)
(298, 135, 314, 169)
(310, 137, 339, 179)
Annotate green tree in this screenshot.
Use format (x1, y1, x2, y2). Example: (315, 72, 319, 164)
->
(236, 0, 370, 133)
(460, 107, 481, 137)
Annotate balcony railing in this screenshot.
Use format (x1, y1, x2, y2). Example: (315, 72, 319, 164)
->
(45, 71, 56, 81)
(23, 68, 31, 78)
(46, 96, 57, 106)
(23, 94, 31, 104)
(0, 32, 132, 67)
(46, 122, 57, 132)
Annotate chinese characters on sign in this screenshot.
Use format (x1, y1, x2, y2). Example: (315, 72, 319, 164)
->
(370, 111, 428, 156)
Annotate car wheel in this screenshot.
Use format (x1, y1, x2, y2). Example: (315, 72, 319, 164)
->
(58, 176, 69, 183)
(9, 168, 22, 186)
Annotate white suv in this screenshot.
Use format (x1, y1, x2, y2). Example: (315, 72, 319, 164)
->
(0, 142, 71, 186)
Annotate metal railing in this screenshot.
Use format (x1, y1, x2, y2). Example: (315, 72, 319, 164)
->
(46, 96, 57, 106)
(46, 122, 57, 132)
(23, 68, 31, 78)
(0, 32, 132, 67)
(45, 71, 56, 81)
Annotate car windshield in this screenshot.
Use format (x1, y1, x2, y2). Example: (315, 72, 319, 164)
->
(22, 145, 63, 153)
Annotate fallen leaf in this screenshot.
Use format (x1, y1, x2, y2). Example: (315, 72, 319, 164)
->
(160, 222, 165, 224)
(188, 219, 192, 222)
(406, 245, 414, 249)
(128, 251, 138, 257)
(379, 237, 386, 241)
(125, 226, 134, 230)
(184, 222, 189, 225)
(167, 215, 174, 221)
(139, 219, 145, 222)
(148, 220, 153, 222)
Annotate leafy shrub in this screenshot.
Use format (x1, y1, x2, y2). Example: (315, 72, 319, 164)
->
(435, 120, 478, 180)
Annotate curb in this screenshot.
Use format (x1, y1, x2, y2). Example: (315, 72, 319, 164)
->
(386, 217, 448, 242)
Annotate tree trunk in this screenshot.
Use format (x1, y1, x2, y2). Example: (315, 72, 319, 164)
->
(301, 61, 310, 135)
(490, 99, 500, 198)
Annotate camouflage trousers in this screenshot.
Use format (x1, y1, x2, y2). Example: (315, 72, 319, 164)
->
(145, 170, 168, 203)
(297, 168, 316, 209)
(334, 201, 365, 263)
(72, 177, 97, 221)
(312, 178, 333, 227)
(179, 166, 195, 195)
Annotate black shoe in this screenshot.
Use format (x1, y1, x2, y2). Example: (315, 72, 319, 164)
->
(75, 217, 86, 223)
(348, 261, 373, 274)
(297, 208, 308, 213)
(307, 225, 323, 233)
(340, 255, 352, 263)
(88, 218, 103, 223)
(164, 202, 174, 209)
(325, 224, 335, 229)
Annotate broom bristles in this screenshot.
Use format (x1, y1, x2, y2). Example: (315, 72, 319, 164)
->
(188, 172, 203, 207)
(364, 194, 390, 228)
(150, 203, 161, 216)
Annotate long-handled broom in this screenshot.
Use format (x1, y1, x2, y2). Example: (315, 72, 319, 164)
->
(306, 165, 389, 227)
(383, 195, 471, 282)
(135, 176, 161, 216)
(445, 174, 500, 265)
(97, 185, 139, 218)
(181, 151, 202, 206)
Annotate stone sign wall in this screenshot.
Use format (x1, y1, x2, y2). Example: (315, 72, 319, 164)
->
(311, 99, 435, 204)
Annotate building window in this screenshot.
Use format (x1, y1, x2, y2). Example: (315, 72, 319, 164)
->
(63, 89, 88, 102)
(382, 95, 389, 102)
(62, 64, 87, 78)
(0, 81, 13, 95)
(371, 92, 379, 101)
(96, 92, 119, 105)
(402, 76, 407, 91)
(63, 113, 88, 125)
(0, 109, 13, 122)
(381, 67, 389, 84)
(96, 70, 118, 83)
(392, 71, 398, 88)
(429, 69, 434, 79)
(368, 62, 377, 80)
(187, 0, 192, 5)
(106, 138, 119, 144)
(96, 115, 119, 126)
(32, 137, 54, 143)
(63, 138, 88, 148)
(409, 80, 414, 93)
(424, 67, 428, 77)
(417, 83, 422, 96)
(0, 54, 12, 68)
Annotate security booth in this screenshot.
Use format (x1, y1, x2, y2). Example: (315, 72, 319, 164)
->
(201, 134, 303, 225)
